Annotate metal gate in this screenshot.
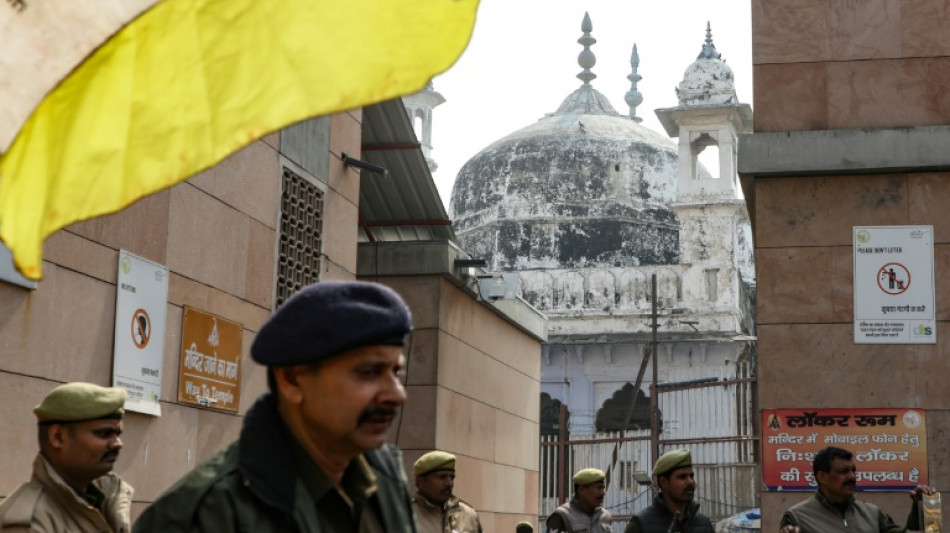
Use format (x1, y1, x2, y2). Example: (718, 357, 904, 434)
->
(539, 370, 758, 531)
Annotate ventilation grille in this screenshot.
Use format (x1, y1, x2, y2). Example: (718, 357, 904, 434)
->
(276, 168, 324, 306)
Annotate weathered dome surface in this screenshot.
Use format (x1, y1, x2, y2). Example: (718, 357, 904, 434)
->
(448, 13, 721, 272)
(676, 24, 737, 107)
(450, 98, 690, 271)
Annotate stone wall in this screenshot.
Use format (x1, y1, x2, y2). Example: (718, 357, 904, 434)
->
(380, 276, 543, 532)
(748, 1, 950, 530)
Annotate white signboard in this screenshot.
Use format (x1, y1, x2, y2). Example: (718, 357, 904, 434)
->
(854, 226, 935, 344)
(113, 250, 169, 415)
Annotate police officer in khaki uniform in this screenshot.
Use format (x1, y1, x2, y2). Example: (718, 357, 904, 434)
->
(412, 451, 482, 533)
(134, 281, 417, 533)
(0, 382, 133, 532)
(546, 468, 612, 532)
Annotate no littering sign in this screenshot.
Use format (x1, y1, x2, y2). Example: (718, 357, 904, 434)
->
(877, 263, 910, 295)
(854, 226, 935, 344)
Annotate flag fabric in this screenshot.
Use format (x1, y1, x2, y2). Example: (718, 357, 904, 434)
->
(0, 0, 479, 280)
(0, 0, 160, 153)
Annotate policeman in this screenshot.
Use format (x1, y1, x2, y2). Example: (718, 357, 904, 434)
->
(625, 449, 713, 533)
(0, 382, 132, 532)
(135, 281, 417, 532)
(546, 468, 612, 532)
(516, 521, 535, 533)
(412, 450, 482, 533)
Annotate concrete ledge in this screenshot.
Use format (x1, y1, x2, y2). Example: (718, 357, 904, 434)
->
(490, 298, 547, 342)
(738, 126, 950, 177)
(357, 240, 463, 277)
(357, 240, 548, 342)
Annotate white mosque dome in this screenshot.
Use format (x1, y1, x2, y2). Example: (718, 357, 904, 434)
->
(450, 13, 712, 271)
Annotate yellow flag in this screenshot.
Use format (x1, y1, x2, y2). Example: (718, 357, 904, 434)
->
(0, 0, 479, 280)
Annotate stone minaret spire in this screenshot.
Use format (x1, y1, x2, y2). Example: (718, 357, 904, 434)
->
(625, 43, 643, 123)
(552, 12, 618, 116)
(698, 21, 722, 60)
(576, 12, 597, 85)
(655, 22, 755, 311)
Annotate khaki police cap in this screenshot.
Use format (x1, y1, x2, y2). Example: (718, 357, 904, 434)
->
(573, 468, 606, 485)
(413, 451, 456, 477)
(34, 382, 126, 423)
(652, 449, 692, 477)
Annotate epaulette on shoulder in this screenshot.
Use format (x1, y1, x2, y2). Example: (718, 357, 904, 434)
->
(0, 482, 44, 527)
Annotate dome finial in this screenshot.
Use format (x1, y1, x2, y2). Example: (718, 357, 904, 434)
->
(576, 12, 597, 85)
(698, 21, 722, 60)
(625, 43, 644, 123)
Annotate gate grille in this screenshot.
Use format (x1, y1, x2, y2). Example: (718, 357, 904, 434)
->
(539, 371, 758, 531)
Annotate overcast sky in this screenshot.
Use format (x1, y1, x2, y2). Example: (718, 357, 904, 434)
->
(427, 1, 753, 208)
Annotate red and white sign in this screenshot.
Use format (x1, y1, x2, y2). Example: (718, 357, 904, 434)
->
(854, 226, 935, 344)
(112, 251, 168, 416)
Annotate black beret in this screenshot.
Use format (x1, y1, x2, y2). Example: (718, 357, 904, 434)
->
(251, 281, 412, 366)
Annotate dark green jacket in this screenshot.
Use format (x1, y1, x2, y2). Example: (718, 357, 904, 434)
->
(624, 493, 713, 533)
(780, 490, 921, 533)
(133, 394, 417, 533)
(545, 497, 612, 533)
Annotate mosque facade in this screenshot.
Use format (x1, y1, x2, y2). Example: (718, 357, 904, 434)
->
(448, 14, 757, 521)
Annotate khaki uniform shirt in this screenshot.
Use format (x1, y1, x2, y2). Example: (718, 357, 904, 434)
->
(412, 494, 482, 533)
(0, 454, 133, 532)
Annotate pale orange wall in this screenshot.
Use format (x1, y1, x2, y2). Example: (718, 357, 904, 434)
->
(0, 111, 361, 520)
(378, 276, 543, 533)
(323, 109, 363, 280)
(753, 0, 950, 133)
(751, 1, 950, 530)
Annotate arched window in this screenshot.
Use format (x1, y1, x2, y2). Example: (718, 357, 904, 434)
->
(594, 382, 659, 432)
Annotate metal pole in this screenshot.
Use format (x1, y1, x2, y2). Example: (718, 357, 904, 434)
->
(558, 404, 568, 505)
(650, 273, 660, 466)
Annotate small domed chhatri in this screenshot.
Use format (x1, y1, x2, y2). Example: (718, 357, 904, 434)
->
(450, 13, 700, 272)
(676, 22, 738, 107)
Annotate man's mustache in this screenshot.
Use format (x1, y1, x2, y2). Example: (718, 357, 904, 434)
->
(102, 451, 119, 461)
(357, 406, 398, 424)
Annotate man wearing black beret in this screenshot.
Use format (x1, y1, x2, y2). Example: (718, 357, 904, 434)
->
(134, 281, 418, 533)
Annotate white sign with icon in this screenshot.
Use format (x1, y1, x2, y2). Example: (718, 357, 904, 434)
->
(854, 226, 935, 344)
(113, 250, 169, 415)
